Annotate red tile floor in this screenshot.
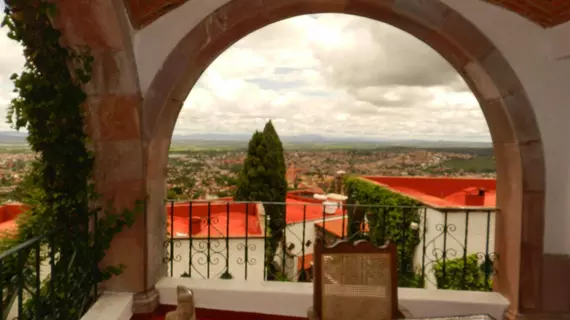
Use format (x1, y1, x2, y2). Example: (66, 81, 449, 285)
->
(131, 305, 303, 320)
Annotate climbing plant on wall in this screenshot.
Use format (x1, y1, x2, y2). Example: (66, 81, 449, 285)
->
(343, 175, 424, 288)
(1, 1, 140, 319)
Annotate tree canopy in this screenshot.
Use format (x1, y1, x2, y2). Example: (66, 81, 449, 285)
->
(235, 121, 287, 202)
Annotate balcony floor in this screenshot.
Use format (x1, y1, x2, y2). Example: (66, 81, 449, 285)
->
(131, 305, 303, 320)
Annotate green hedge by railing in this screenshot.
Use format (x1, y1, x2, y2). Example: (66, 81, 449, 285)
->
(343, 175, 424, 288)
(434, 254, 493, 291)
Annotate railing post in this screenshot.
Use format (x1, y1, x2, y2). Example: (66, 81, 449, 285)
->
(400, 207, 407, 274)
(207, 201, 211, 279)
(93, 210, 99, 298)
(300, 204, 307, 281)
(17, 250, 23, 319)
(188, 201, 193, 278)
(462, 211, 470, 290)
(421, 207, 427, 287)
(225, 202, 230, 278)
(263, 211, 268, 281)
(244, 203, 249, 280)
(49, 234, 56, 319)
(281, 203, 287, 280)
(170, 201, 174, 277)
(484, 210, 492, 290)
(35, 241, 41, 317)
(0, 260, 3, 318)
(442, 210, 449, 288)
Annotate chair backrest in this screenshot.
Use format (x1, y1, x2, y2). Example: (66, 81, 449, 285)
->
(313, 239, 398, 320)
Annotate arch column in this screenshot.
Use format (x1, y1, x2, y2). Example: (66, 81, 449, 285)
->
(54, 0, 162, 313)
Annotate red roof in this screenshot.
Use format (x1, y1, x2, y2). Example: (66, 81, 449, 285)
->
(168, 190, 345, 237)
(362, 176, 496, 208)
(0, 203, 28, 235)
(167, 202, 263, 238)
(285, 195, 344, 224)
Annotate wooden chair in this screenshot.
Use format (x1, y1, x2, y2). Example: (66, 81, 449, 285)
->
(308, 239, 400, 320)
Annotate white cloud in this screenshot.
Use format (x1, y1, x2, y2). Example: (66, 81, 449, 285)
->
(0, 12, 490, 141)
(178, 14, 489, 141)
(0, 9, 25, 131)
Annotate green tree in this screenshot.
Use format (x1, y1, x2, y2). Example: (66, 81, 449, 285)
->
(235, 122, 288, 280)
(262, 121, 288, 279)
(234, 131, 273, 201)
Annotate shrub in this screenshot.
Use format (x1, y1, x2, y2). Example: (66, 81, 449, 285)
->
(433, 254, 492, 291)
(344, 176, 423, 288)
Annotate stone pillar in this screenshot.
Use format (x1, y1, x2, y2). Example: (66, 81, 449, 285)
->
(55, 0, 160, 313)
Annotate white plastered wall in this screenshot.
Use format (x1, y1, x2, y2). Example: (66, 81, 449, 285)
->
(131, 0, 570, 255)
(442, 0, 570, 255)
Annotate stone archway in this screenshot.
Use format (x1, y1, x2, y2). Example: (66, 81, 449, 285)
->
(141, 0, 545, 318)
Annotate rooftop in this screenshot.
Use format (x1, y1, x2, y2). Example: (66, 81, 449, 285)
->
(168, 202, 263, 238)
(362, 176, 497, 208)
(284, 194, 343, 224)
(167, 190, 344, 238)
(0, 202, 27, 235)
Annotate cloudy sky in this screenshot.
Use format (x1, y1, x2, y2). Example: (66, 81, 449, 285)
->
(0, 10, 490, 141)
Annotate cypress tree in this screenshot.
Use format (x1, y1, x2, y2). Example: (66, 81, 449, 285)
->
(234, 131, 272, 202)
(261, 120, 288, 278)
(234, 121, 288, 279)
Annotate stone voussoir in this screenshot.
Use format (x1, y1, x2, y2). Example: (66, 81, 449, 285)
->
(502, 89, 542, 144)
(518, 141, 546, 192)
(392, 0, 451, 30)
(479, 49, 523, 98)
(441, 9, 495, 61)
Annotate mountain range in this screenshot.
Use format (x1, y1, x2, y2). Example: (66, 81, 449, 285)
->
(171, 133, 492, 148)
(0, 131, 492, 148)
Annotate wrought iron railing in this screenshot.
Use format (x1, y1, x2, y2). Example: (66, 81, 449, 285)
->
(163, 200, 498, 291)
(0, 221, 100, 319)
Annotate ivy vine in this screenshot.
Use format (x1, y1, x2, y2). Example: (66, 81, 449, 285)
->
(1, 1, 140, 319)
(343, 175, 424, 288)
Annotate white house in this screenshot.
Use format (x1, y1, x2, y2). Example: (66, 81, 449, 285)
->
(277, 192, 347, 281)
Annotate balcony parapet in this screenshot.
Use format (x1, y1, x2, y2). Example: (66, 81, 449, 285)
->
(156, 277, 509, 320)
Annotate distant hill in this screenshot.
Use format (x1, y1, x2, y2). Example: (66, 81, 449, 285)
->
(0, 131, 492, 149)
(0, 131, 28, 144)
(171, 133, 492, 148)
